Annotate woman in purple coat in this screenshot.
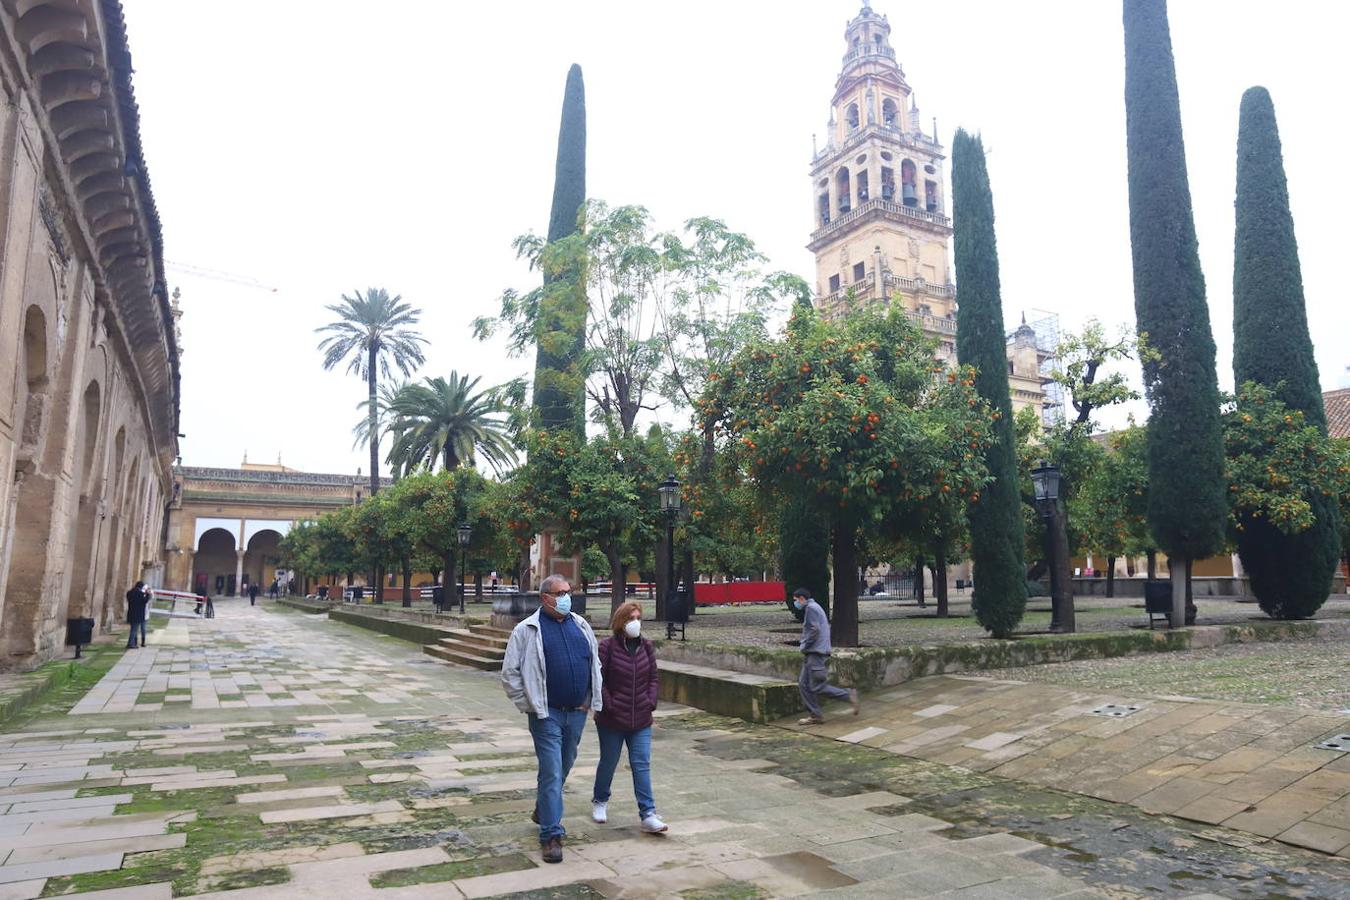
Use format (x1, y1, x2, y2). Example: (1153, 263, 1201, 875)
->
(591, 601, 668, 833)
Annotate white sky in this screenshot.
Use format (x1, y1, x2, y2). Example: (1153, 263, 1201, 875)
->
(118, 0, 1350, 476)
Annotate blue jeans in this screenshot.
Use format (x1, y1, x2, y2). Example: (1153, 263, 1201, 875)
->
(527, 708, 588, 840)
(592, 723, 656, 818)
(126, 621, 147, 648)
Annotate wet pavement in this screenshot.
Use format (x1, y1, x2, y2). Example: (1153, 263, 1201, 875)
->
(0, 600, 1347, 897)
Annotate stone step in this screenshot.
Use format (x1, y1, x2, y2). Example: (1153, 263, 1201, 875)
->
(656, 659, 802, 724)
(423, 643, 503, 671)
(436, 637, 506, 661)
(468, 624, 515, 640)
(446, 629, 508, 652)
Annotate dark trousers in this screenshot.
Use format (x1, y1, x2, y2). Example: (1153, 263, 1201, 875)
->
(799, 652, 850, 717)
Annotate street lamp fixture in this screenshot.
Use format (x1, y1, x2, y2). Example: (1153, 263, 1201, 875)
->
(658, 474, 687, 641)
(457, 522, 472, 614)
(1030, 460, 1073, 634)
(1030, 460, 1060, 509)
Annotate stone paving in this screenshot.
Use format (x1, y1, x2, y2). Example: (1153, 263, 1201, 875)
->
(786, 672, 1350, 858)
(0, 602, 1347, 898)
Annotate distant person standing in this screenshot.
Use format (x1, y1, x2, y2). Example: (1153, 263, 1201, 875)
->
(248, 582, 259, 606)
(268, 579, 279, 599)
(793, 587, 859, 725)
(125, 581, 150, 649)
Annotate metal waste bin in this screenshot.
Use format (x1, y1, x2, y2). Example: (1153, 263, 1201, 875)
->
(665, 589, 691, 641)
(65, 617, 94, 658)
(1144, 579, 1172, 628)
(432, 585, 445, 612)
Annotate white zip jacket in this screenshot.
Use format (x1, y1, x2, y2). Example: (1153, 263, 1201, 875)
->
(500, 608, 604, 719)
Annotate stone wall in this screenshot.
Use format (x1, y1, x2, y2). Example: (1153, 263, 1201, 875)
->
(0, 2, 177, 669)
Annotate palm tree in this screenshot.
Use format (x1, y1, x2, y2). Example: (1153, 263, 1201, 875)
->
(387, 372, 518, 474)
(316, 288, 427, 495)
(350, 380, 414, 481)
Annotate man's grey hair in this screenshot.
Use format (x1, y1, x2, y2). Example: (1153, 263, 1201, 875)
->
(540, 574, 571, 594)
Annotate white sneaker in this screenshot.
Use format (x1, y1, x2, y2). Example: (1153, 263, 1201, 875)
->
(591, 801, 608, 824)
(640, 812, 668, 833)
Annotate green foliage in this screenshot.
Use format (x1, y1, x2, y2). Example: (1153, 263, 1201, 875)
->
(706, 303, 997, 645)
(385, 372, 517, 474)
(780, 494, 830, 622)
(1223, 383, 1346, 618)
(1231, 87, 1342, 619)
(951, 128, 1026, 638)
(1074, 423, 1153, 561)
(315, 287, 427, 494)
(1123, 0, 1226, 562)
(1049, 319, 1140, 432)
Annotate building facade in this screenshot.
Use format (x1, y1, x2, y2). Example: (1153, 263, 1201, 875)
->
(810, 3, 1047, 420)
(0, 1, 178, 668)
(164, 462, 381, 596)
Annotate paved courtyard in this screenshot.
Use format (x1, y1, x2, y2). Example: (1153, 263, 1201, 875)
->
(0, 603, 1347, 898)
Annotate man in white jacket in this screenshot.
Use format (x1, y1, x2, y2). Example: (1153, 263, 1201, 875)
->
(501, 574, 603, 864)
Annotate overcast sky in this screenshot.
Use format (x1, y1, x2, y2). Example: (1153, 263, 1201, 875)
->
(119, 0, 1349, 476)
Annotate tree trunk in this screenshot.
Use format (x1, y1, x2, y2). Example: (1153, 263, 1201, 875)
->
(1051, 500, 1075, 633)
(1147, 549, 1157, 581)
(401, 558, 412, 608)
(654, 529, 670, 621)
(832, 518, 859, 647)
(442, 548, 455, 612)
(1185, 557, 1196, 625)
(605, 544, 625, 613)
(914, 555, 926, 606)
(516, 548, 531, 592)
(368, 344, 380, 496)
(429, 567, 441, 587)
(1170, 555, 1187, 628)
(374, 564, 385, 604)
(934, 544, 949, 618)
(680, 548, 695, 615)
(1106, 556, 1116, 598)
(474, 571, 483, 598)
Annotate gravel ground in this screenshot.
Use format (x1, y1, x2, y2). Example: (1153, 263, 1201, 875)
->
(979, 633, 1350, 713)
(657, 593, 1350, 649)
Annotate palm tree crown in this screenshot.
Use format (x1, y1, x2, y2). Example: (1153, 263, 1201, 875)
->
(387, 372, 518, 474)
(316, 288, 427, 493)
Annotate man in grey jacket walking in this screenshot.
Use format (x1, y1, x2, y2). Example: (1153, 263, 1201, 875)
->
(794, 587, 859, 725)
(501, 574, 603, 864)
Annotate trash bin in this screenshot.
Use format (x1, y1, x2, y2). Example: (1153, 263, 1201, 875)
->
(668, 589, 691, 624)
(432, 585, 445, 612)
(65, 617, 94, 658)
(1144, 579, 1172, 628)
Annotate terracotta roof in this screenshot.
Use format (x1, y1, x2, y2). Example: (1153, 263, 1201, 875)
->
(1325, 389, 1350, 440)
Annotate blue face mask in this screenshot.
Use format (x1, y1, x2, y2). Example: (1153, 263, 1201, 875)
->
(554, 593, 572, 615)
(793, 599, 805, 610)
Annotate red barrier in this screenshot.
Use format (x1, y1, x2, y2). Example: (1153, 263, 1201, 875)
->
(693, 581, 786, 606)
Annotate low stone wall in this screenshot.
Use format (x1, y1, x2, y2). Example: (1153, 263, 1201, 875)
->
(657, 660, 800, 724)
(277, 598, 465, 646)
(656, 618, 1350, 692)
(1071, 575, 1347, 598)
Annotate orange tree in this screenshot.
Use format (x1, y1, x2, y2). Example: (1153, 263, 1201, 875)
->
(703, 304, 997, 646)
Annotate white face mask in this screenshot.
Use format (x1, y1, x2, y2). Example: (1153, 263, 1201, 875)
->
(623, 620, 641, 639)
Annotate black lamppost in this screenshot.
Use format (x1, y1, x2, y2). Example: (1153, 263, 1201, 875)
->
(457, 522, 472, 614)
(1031, 461, 1074, 633)
(658, 474, 684, 640)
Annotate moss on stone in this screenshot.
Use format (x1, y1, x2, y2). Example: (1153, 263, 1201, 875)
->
(369, 853, 534, 888)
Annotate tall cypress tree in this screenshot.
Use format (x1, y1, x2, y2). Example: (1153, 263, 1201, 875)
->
(1123, 0, 1226, 626)
(1232, 86, 1341, 618)
(952, 129, 1027, 639)
(532, 64, 588, 437)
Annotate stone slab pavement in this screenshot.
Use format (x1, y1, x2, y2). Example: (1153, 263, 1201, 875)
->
(0, 600, 1344, 898)
(781, 672, 1350, 857)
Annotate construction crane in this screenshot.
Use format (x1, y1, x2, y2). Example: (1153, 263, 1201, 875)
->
(165, 260, 278, 292)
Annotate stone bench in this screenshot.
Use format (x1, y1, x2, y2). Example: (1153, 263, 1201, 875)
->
(657, 660, 800, 724)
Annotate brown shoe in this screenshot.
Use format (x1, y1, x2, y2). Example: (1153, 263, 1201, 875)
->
(531, 807, 539, 825)
(541, 835, 563, 864)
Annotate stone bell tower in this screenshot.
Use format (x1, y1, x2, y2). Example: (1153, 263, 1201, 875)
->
(809, 1, 958, 360)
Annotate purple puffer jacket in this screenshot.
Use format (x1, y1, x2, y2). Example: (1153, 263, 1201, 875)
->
(595, 636, 659, 733)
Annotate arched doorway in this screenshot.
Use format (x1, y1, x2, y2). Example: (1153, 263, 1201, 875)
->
(244, 530, 283, 596)
(195, 529, 237, 597)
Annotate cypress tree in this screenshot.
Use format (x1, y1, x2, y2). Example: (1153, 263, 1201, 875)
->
(532, 64, 588, 437)
(1123, 0, 1226, 626)
(1232, 86, 1341, 618)
(952, 129, 1027, 639)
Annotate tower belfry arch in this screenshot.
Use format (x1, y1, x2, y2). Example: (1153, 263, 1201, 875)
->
(809, 2, 958, 360)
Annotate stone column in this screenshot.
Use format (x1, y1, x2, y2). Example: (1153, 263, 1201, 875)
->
(234, 550, 245, 596)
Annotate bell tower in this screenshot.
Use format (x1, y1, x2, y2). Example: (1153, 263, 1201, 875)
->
(809, 1, 957, 359)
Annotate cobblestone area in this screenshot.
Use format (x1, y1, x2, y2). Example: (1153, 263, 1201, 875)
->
(666, 594, 1350, 649)
(2, 600, 1348, 898)
(981, 632, 1350, 713)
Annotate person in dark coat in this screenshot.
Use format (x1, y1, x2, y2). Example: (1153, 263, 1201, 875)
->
(125, 581, 150, 648)
(248, 583, 259, 606)
(591, 601, 667, 833)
